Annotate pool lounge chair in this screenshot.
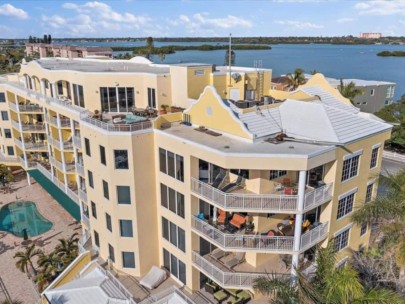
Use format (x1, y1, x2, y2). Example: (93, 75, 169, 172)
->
(211, 168, 227, 188)
(211, 248, 227, 260)
(225, 252, 245, 269)
(221, 175, 243, 193)
(139, 266, 167, 290)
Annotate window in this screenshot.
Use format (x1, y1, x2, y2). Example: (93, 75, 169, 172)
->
(0, 92, 5, 102)
(270, 170, 287, 180)
(103, 180, 109, 199)
(163, 249, 186, 284)
(159, 148, 167, 173)
(341, 154, 360, 181)
(120, 219, 133, 237)
(117, 186, 131, 204)
(1, 111, 9, 121)
(84, 138, 91, 156)
(337, 192, 355, 219)
(7, 146, 14, 156)
(194, 69, 205, 76)
(4, 129, 11, 138)
(106, 213, 112, 232)
(100, 87, 134, 112)
(147, 88, 156, 108)
(114, 150, 128, 169)
(100, 145, 106, 165)
(57, 81, 63, 95)
(335, 228, 350, 252)
(370, 147, 379, 168)
(162, 217, 185, 252)
(108, 244, 115, 262)
(370, 89, 375, 96)
(160, 183, 184, 218)
(91, 201, 97, 218)
(365, 183, 374, 203)
(360, 223, 367, 236)
(385, 100, 390, 105)
(122, 251, 135, 268)
(88, 170, 94, 188)
(94, 230, 100, 247)
(159, 148, 184, 182)
(230, 169, 249, 179)
(73, 84, 85, 108)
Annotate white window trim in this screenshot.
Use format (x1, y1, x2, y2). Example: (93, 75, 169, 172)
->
(343, 149, 363, 160)
(338, 187, 358, 200)
(372, 143, 382, 149)
(336, 256, 349, 268)
(367, 179, 376, 186)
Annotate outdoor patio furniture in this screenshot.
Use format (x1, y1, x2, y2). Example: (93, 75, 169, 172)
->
(280, 224, 295, 236)
(284, 187, 293, 195)
(211, 168, 227, 188)
(226, 289, 242, 297)
(112, 114, 125, 124)
(124, 113, 147, 124)
(213, 289, 228, 303)
(283, 177, 291, 187)
(221, 175, 243, 193)
(218, 209, 226, 225)
(262, 229, 277, 237)
(204, 281, 219, 294)
(236, 291, 252, 303)
(229, 214, 246, 229)
(225, 252, 245, 269)
(227, 296, 244, 304)
(211, 248, 227, 260)
(139, 266, 167, 290)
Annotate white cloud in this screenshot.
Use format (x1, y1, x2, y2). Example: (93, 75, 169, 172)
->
(400, 20, 405, 25)
(0, 3, 28, 19)
(337, 17, 355, 23)
(169, 13, 252, 35)
(355, 1, 405, 16)
(41, 1, 156, 36)
(274, 20, 323, 29)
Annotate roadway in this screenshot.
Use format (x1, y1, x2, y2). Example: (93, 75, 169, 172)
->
(381, 158, 405, 177)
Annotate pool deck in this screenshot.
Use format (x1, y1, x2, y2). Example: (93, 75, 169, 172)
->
(0, 174, 81, 303)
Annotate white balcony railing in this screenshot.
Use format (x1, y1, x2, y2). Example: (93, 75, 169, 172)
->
(49, 156, 65, 172)
(192, 216, 295, 252)
(19, 104, 43, 113)
(192, 252, 284, 289)
(65, 162, 76, 172)
(8, 102, 18, 112)
(300, 222, 329, 252)
(59, 118, 71, 128)
(73, 135, 82, 148)
(82, 115, 153, 133)
(191, 178, 333, 213)
(191, 178, 298, 212)
(75, 163, 84, 176)
(11, 120, 21, 131)
(63, 141, 73, 150)
(78, 189, 87, 202)
(81, 213, 90, 227)
(21, 123, 46, 132)
(14, 138, 24, 149)
(48, 137, 62, 150)
(0, 152, 19, 164)
(24, 141, 48, 151)
(66, 187, 79, 205)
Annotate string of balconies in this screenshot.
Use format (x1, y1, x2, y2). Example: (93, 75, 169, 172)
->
(190, 177, 333, 213)
(192, 216, 328, 254)
(11, 119, 46, 132)
(8, 102, 43, 113)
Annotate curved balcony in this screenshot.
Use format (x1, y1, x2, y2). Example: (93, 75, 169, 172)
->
(190, 177, 333, 213)
(192, 216, 329, 254)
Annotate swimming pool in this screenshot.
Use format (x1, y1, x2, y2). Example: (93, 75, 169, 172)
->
(0, 201, 52, 238)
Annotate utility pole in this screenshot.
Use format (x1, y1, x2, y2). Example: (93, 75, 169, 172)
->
(229, 33, 232, 86)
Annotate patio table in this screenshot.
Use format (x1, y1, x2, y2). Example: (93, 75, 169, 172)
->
(214, 289, 228, 302)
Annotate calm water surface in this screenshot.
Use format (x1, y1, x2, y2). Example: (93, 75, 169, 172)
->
(63, 41, 405, 99)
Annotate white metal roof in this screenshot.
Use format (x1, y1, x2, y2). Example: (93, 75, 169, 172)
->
(44, 267, 131, 304)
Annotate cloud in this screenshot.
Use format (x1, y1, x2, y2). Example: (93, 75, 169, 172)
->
(41, 1, 155, 36)
(0, 3, 28, 19)
(355, 1, 405, 16)
(274, 20, 323, 29)
(337, 18, 355, 23)
(169, 13, 252, 35)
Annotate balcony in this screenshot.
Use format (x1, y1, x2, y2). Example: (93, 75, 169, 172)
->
(81, 113, 153, 133)
(73, 135, 82, 149)
(81, 212, 90, 227)
(192, 251, 288, 289)
(9, 102, 42, 113)
(75, 162, 84, 176)
(79, 189, 88, 202)
(20, 123, 46, 132)
(190, 177, 333, 213)
(24, 141, 47, 151)
(11, 120, 21, 132)
(192, 216, 328, 253)
(59, 118, 71, 128)
(48, 137, 62, 150)
(63, 140, 73, 150)
(50, 156, 64, 172)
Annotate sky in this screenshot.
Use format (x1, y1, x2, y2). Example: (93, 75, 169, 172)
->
(1, 0, 405, 38)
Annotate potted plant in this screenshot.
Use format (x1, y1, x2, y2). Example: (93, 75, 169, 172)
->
(160, 104, 169, 115)
(170, 105, 184, 113)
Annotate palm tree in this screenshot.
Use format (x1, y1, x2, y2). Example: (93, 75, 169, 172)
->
(33, 267, 53, 292)
(0, 164, 14, 187)
(55, 233, 79, 266)
(1, 300, 22, 304)
(37, 251, 61, 276)
(284, 68, 306, 91)
(352, 169, 405, 291)
(254, 243, 403, 303)
(13, 244, 42, 276)
(338, 79, 364, 105)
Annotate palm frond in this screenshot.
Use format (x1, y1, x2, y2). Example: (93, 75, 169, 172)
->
(352, 288, 404, 304)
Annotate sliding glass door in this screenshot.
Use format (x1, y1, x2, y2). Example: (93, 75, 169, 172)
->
(100, 87, 134, 113)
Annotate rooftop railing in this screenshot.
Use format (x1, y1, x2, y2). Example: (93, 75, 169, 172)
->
(81, 115, 153, 133)
(139, 287, 197, 304)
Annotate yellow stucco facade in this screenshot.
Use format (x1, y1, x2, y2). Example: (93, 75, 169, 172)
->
(0, 57, 391, 297)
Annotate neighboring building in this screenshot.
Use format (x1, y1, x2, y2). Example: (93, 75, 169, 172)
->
(25, 43, 113, 59)
(0, 58, 391, 301)
(359, 32, 382, 39)
(304, 75, 396, 113)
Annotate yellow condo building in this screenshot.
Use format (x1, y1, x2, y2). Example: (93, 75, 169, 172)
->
(0, 57, 391, 303)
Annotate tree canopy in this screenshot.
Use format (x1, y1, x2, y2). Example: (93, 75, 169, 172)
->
(375, 94, 405, 151)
